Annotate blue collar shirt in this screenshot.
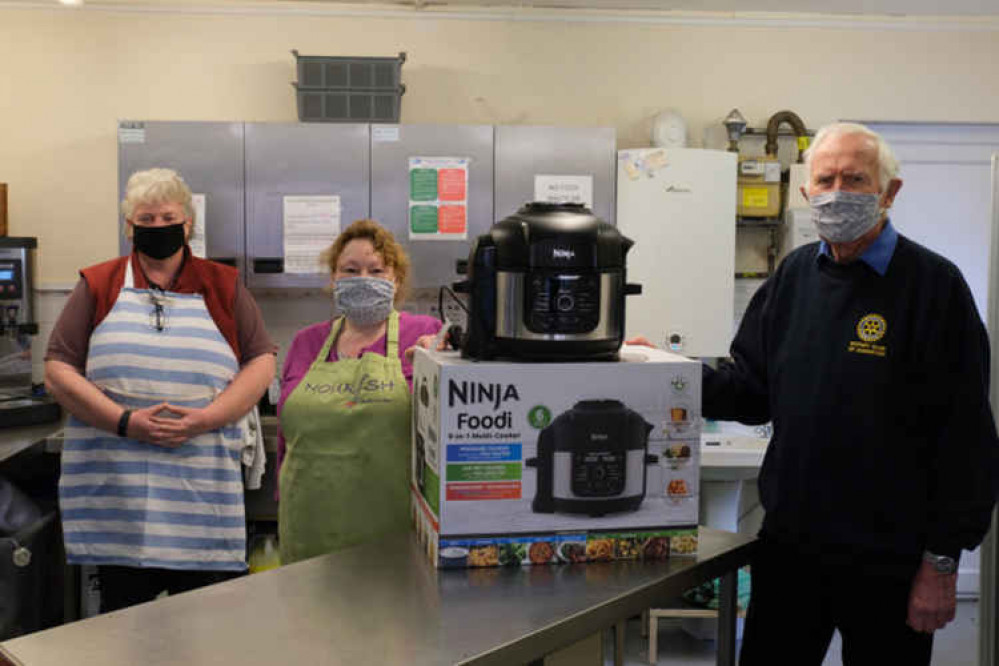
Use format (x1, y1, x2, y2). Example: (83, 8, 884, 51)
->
(817, 220, 898, 276)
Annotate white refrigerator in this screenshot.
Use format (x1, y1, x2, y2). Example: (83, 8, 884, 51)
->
(616, 147, 737, 359)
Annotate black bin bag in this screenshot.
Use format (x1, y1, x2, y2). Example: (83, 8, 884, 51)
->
(0, 477, 64, 639)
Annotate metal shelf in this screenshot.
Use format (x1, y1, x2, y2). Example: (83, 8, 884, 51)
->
(736, 217, 783, 228)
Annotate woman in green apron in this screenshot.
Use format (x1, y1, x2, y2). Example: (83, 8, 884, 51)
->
(277, 219, 443, 564)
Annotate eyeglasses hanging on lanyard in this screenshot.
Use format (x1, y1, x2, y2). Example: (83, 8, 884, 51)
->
(148, 289, 169, 332)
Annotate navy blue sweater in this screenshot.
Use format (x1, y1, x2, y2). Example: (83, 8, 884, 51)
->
(704, 235, 999, 560)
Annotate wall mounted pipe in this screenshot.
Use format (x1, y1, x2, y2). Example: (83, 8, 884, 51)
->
(764, 110, 808, 161)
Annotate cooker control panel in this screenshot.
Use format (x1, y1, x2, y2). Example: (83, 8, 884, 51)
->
(571, 450, 626, 497)
(526, 273, 600, 334)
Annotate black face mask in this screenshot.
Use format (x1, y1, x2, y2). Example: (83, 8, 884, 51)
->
(133, 223, 186, 260)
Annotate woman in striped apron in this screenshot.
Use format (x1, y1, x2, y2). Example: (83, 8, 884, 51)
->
(45, 168, 276, 612)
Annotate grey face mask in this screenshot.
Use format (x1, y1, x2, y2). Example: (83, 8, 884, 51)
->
(334, 276, 395, 326)
(810, 190, 883, 244)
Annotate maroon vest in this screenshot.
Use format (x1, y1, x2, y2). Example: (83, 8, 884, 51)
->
(81, 248, 241, 359)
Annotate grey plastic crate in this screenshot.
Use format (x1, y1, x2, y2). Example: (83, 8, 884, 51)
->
(291, 50, 406, 90)
(293, 85, 404, 123)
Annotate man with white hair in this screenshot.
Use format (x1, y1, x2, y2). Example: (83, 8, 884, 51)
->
(703, 122, 999, 664)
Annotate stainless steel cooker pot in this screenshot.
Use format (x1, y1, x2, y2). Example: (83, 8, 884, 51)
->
(455, 202, 641, 361)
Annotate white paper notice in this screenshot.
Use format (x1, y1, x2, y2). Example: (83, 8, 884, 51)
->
(372, 126, 400, 142)
(189, 194, 207, 258)
(283, 195, 341, 274)
(534, 175, 594, 208)
(118, 121, 146, 144)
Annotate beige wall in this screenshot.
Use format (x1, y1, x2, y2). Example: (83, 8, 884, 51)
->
(2, 4, 999, 284)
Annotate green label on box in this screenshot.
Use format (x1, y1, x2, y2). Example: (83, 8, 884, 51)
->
(410, 168, 438, 201)
(528, 405, 552, 429)
(410, 206, 439, 234)
(446, 463, 521, 482)
(423, 467, 440, 515)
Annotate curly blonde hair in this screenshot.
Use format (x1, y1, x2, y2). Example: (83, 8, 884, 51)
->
(120, 168, 194, 239)
(321, 219, 411, 305)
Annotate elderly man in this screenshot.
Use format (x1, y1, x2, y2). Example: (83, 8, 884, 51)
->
(704, 122, 999, 664)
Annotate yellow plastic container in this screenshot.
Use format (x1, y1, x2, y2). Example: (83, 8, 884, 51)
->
(737, 155, 782, 218)
(248, 534, 281, 573)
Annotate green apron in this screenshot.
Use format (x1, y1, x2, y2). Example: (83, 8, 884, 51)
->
(278, 311, 411, 564)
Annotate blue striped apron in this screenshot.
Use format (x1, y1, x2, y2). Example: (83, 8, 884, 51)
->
(59, 261, 248, 571)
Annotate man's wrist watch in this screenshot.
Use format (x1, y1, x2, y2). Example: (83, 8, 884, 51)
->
(923, 551, 959, 574)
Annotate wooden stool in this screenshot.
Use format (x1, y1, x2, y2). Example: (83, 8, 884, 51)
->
(645, 606, 747, 664)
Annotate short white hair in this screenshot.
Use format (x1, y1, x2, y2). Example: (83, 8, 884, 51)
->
(121, 168, 195, 221)
(804, 122, 900, 192)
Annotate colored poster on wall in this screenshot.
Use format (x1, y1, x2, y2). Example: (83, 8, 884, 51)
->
(408, 157, 469, 241)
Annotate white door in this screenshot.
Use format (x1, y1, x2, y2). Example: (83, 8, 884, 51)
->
(864, 122, 999, 598)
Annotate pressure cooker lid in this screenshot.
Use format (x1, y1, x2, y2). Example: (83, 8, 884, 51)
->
(546, 399, 652, 452)
(487, 202, 633, 270)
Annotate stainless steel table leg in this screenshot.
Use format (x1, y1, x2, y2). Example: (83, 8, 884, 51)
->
(615, 619, 626, 666)
(717, 571, 738, 666)
(64, 563, 80, 623)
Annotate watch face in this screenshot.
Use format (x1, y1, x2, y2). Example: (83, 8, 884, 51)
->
(927, 554, 958, 574)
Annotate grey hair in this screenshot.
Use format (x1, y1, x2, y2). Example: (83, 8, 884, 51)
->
(121, 168, 195, 221)
(804, 122, 900, 192)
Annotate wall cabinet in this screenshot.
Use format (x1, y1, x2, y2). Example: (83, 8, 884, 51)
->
(245, 123, 370, 289)
(370, 124, 494, 289)
(117, 121, 617, 291)
(118, 121, 246, 278)
(494, 125, 616, 225)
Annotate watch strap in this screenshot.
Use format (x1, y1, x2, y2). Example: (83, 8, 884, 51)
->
(117, 409, 133, 438)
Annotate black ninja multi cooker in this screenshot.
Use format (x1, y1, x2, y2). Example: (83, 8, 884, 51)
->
(455, 202, 641, 361)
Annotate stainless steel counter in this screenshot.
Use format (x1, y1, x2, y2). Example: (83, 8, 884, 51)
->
(0, 527, 755, 666)
(0, 422, 62, 466)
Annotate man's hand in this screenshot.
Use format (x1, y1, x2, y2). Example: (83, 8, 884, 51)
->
(907, 559, 957, 633)
(625, 335, 656, 348)
(405, 332, 448, 362)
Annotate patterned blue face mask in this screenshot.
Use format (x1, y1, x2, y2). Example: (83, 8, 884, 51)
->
(810, 190, 883, 244)
(333, 276, 395, 326)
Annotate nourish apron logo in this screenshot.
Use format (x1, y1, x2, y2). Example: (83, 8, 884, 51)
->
(303, 373, 397, 405)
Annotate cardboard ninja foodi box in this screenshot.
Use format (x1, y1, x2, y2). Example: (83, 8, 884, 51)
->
(411, 345, 700, 568)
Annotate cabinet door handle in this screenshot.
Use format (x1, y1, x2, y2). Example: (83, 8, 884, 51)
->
(253, 258, 284, 274)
